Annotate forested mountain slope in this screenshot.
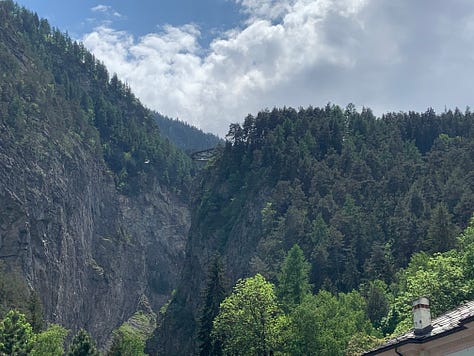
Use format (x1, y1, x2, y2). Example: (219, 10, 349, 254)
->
(156, 105, 474, 354)
(0, 0, 193, 346)
(153, 112, 222, 153)
(2, 1, 474, 353)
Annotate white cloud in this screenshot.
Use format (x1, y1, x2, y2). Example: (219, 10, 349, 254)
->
(82, 0, 474, 136)
(91, 4, 122, 20)
(91, 5, 110, 13)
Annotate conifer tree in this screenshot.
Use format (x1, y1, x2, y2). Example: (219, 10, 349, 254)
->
(0, 310, 33, 355)
(427, 203, 457, 253)
(198, 254, 226, 356)
(28, 291, 43, 333)
(277, 244, 311, 311)
(67, 329, 99, 356)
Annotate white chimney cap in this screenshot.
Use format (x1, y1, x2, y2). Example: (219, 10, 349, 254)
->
(413, 296, 432, 335)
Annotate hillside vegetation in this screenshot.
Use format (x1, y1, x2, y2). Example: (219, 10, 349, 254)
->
(153, 112, 222, 153)
(201, 105, 473, 286)
(1, 1, 474, 354)
(0, 1, 194, 350)
(0, 0, 193, 195)
(157, 104, 474, 354)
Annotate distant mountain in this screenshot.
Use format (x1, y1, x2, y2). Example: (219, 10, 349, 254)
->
(153, 112, 222, 153)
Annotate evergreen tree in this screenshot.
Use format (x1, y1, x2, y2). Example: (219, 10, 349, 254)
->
(362, 280, 390, 330)
(0, 310, 33, 355)
(153, 112, 222, 153)
(460, 216, 474, 280)
(427, 202, 457, 253)
(277, 244, 311, 311)
(27, 291, 43, 333)
(67, 329, 99, 356)
(198, 255, 226, 356)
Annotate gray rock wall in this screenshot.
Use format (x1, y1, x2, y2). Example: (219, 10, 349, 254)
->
(0, 120, 190, 345)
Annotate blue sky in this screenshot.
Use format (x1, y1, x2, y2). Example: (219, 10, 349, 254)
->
(13, 0, 474, 136)
(15, 0, 242, 44)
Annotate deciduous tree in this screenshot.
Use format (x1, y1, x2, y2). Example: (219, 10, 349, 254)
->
(31, 324, 68, 356)
(287, 290, 374, 356)
(212, 274, 284, 356)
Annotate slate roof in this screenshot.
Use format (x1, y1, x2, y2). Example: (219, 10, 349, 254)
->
(364, 300, 474, 355)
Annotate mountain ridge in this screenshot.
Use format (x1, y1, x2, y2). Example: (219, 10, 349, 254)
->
(153, 112, 222, 154)
(1, 1, 474, 354)
(155, 105, 474, 354)
(0, 0, 192, 346)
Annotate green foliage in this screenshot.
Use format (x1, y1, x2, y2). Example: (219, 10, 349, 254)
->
(426, 202, 457, 253)
(30, 324, 69, 356)
(198, 220, 474, 354)
(27, 292, 43, 333)
(277, 244, 311, 311)
(361, 280, 390, 331)
(0, 264, 31, 320)
(160, 103, 474, 353)
(212, 274, 285, 355)
(2, 2, 474, 352)
(383, 219, 474, 335)
(392, 251, 469, 334)
(0, 310, 33, 355)
(153, 112, 222, 153)
(0, 0, 194, 196)
(285, 291, 375, 356)
(345, 333, 383, 356)
(202, 225, 474, 355)
(189, 103, 474, 305)
(107, 324, 146, 356)
(67, 329, 100, 356)
(459, 217, 474, 280)
(198, 255, 227, 356)
(108, 307, 155, 356)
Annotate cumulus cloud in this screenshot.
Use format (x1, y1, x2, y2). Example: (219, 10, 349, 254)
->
(83, 0, 474, 136)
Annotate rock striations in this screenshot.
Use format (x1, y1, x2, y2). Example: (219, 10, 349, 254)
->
(0, 1, 191, 346)
(0, 121, 190, 344)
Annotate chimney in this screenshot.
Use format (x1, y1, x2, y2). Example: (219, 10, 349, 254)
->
(412, 296, 433, 335)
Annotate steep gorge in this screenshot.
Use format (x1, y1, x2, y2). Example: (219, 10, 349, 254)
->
(0, 1, 192, 346)
(2, 2, 474, 354)
(157, 106, 474, 354)
(0, 119, 190, 344)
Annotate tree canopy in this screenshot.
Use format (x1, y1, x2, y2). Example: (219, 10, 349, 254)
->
(0, 310, 33, 356)
(67, 329, 100, 356)
(212, 274, 285, 356)
(0, 0, 194, 195)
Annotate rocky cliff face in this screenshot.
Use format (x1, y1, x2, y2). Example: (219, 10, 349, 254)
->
(0, 117, 190, 345)
(0, 2, 194, 346)
(153, 168, 268, 355)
